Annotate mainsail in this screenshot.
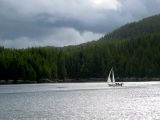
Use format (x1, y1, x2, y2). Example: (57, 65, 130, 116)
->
(112, 69, 115, 83)
(107, 70, 112, 83)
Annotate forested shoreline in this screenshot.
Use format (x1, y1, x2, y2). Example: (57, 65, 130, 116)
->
(0, 33, 160, 84)
(0, 15, 160, 84)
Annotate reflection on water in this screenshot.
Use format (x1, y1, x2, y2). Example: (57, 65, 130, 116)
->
(0, 82, 160, 120)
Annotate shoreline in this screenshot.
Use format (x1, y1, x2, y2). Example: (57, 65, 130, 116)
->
(0, 78, 160, 85)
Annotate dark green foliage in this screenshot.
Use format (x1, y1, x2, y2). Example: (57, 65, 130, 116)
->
(103, 14, 160, 40)
(57, 50, 67, 80)
(1, 33, 160, 83)
(0, 15, 160, 83)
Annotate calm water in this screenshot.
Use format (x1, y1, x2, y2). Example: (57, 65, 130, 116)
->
(0, 82, 160, 120)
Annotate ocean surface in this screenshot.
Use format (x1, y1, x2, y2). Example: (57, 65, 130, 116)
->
(0, 82, 160, 120)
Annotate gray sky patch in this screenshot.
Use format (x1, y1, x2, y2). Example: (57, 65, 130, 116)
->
(0, 0, 160, 48)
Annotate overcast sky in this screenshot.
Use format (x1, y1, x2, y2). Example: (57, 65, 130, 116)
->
(0, 0, 160, 48)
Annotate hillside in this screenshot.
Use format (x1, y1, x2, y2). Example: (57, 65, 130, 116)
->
(101, 14, 160, 40)
(0, 14, 160, 84)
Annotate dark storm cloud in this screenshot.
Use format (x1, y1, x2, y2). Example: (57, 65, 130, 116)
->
(0, 0, 160, 48)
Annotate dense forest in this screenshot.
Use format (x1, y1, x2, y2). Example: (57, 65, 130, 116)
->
(103, 14, 160, 40)
(0, 15, 160, 84)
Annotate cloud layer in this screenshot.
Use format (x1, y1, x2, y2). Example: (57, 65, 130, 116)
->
(0, 0, 160, 48)
(1, 27, 103, 48)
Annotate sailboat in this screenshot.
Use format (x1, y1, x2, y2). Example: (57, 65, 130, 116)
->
(107, 68, 123, 87)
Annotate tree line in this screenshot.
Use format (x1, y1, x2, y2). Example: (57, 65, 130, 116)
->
(0, 33, 160, 83)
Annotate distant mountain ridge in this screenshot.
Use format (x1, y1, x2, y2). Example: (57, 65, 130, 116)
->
(101, 14, 160, 41)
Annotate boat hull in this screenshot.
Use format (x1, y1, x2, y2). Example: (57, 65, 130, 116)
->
(108, 83, 123, 87)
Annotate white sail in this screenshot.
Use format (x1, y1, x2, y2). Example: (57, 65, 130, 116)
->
(107, 68, 123, 87)
(107, 69, 112, 83)
(107, 68, 115, 83)
(112, 69, 115, 83)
